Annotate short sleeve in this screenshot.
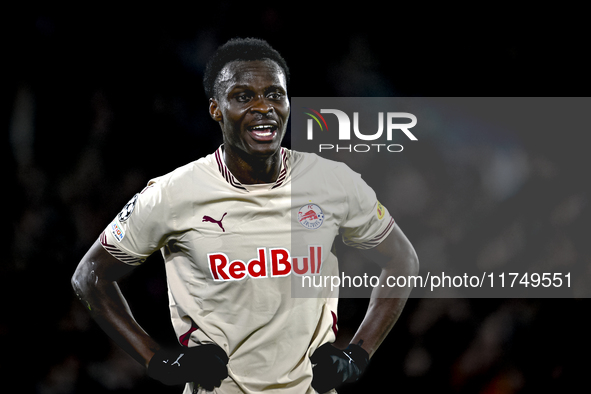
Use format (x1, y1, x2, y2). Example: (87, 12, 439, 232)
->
(337, 165, 395, 249)
(100, 178, 174, 265)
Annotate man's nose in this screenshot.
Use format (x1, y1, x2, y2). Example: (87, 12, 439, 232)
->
(250, 95, 274, 114)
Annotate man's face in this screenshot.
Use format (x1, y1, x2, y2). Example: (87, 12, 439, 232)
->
(209, 59, 290, 159)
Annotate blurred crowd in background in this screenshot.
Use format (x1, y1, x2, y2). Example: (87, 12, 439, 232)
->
(3, 5, 589, 394)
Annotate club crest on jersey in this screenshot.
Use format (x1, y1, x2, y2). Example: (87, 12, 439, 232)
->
(298, 204, 324, 229)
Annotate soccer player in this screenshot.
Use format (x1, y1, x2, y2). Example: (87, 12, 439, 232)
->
(71, 37, 419, 393)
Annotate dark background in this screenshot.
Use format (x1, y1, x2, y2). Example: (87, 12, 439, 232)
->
(3, 4, 589, 393)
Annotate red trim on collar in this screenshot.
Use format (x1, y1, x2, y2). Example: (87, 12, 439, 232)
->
(214, 146, 289, 191)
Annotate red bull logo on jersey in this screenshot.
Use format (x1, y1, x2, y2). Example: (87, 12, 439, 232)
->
(208, 246, 323, 281)
(298, 204, 325, 229)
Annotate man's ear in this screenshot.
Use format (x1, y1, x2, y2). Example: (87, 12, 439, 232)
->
(209, 98, 222, 122)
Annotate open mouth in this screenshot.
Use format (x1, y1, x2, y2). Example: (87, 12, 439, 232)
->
(248, 124, 278, 141)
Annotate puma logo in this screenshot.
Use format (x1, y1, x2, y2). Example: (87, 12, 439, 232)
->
(171, 353, 184, 367)
(202, 213, 227, 232)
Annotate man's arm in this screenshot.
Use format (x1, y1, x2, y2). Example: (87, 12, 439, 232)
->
(350, 220, 419, 358)
(72, 239, 229, 389)
(311, 220, 418, 393)
(71, 240, 160, 367)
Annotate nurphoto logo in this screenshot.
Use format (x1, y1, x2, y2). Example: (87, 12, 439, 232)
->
(303, 107, 418, 153)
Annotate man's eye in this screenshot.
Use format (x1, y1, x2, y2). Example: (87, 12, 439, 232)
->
(236, 94, 251, 102)
(267, 92, 283, 100)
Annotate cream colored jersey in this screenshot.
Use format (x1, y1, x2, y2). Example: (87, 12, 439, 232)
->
(100, 146, 395, 393)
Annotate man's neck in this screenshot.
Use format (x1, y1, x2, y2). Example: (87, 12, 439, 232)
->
(223, 146, 282, 185)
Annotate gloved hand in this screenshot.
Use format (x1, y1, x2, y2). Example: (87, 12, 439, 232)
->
(147, 344, 229, 390)
(311, 343, 370, 393)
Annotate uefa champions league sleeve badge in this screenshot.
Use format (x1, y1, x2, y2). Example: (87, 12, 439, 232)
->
(298, 204, 325, 230)
(118, 193, 139, 222)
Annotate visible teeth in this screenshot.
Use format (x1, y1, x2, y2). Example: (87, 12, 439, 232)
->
(251, 125, 274, 130)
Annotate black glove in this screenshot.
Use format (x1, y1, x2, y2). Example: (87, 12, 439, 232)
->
(310, 343, 370, 393)
(147, 344, 229, 390)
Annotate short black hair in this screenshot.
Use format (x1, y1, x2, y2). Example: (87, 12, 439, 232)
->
(203, 37, 290, 99)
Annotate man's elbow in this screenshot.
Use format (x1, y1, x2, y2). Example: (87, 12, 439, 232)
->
(71, 267, 84, 298)
(71, 259, 94, 299)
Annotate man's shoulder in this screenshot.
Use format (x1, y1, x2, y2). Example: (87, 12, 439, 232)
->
(289, 149, 356, 180)
(289, 149, 349, 172)
(147, 150, 219, 189)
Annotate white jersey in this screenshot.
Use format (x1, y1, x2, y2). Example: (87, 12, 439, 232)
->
(100, 146, 395, 393)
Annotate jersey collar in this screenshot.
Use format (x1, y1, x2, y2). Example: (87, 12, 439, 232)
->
(214, 145, 290, 191)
